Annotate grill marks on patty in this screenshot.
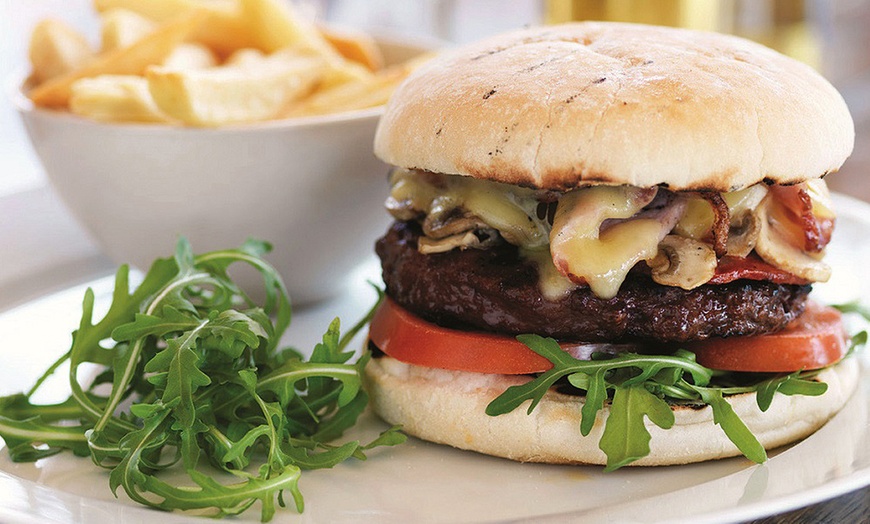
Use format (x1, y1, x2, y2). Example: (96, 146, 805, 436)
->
(376, 221, 810, 343)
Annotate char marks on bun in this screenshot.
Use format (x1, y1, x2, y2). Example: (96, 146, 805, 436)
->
(375, 22, 854, 192)
(366, 22, 859, 469)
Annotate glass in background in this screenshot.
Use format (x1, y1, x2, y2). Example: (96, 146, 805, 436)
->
(545, 0, 820, 65)
(317, 0, 543, 43)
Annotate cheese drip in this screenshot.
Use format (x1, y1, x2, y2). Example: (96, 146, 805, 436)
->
(550, 186, 664, 299)
(520, 248, 577, 301)
(384, 171, 836, 302)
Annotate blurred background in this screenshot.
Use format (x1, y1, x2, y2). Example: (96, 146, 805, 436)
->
(322, 0, 870, 200)
(2, 0, 868, 200)
(0, 0, 868, 305)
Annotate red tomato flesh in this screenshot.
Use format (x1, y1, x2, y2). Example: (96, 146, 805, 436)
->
(369, 298, 553, 374)
(689, 301, 847, 372)
(369, 298, 847, 375)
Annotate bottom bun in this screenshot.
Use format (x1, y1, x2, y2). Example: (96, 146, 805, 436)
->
(364, 355, 859, 466)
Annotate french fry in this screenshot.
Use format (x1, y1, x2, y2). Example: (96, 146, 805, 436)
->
(319, 57, 373, 89)
(320, 25, 384, 72)
(235, 0, 381, 89)
(69, 75, 170, 123)
(224, 47, 267, 67)
(238, 0, 335, 54)
(92, 0, 234, 22)
(100, 8, 157, 53)
(93, 0, 257, 56)
(189, 10, 259, 57)
(29, 0, 425, 124)
(282, 52, 433, 118)
(162, 43, 218, 70)
(100, 8, 157, 52)
(282, 66, 406, 118)
(147, 53, 326, 126)
(28, 19, 95, 85)
(29, 11, 207, 108)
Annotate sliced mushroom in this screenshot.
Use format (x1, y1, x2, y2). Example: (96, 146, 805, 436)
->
(422, 197, 490, 239)
(418, 228, 499, 255)
(385, 196, 421, 221)
(649, 235, 718, 290)
(725, 210, 761, 257)
(424, 212, 491, 239)
(754, 199, 831, 282)
(385, 168, 440, 220)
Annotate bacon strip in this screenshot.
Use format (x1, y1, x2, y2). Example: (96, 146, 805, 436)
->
(768, 185, 833, 253)
(708, 254, 810, 285)
(700, 192, 729, 257)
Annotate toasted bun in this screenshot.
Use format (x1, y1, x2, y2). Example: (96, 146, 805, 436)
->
(364, 355, 859, 465)
(374, 22, 854, 192)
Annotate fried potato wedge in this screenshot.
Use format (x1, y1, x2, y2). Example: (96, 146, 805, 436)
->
(93, 0, 256, 56)
(320, 25, 384, 71)
(69, 74, 170, 123)
(92, 0, 234, 22)
(28, 19, 95, 85)
(238, 0, 334, 54)
(29, 11, 206, 108)
(282, 65, 405, 117)
(147, 53, 325, 126)
(100, 8, 156, 52)
(162, 43, 218, 70)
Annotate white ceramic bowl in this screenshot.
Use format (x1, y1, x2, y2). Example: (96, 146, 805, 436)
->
(14, 38, 430, 305)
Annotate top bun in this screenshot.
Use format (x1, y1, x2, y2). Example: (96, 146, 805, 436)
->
(374, 22, 854, 192)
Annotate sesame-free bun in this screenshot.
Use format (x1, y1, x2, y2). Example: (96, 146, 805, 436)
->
(374, 22, 854, 192)
(364, 356, 859, 466)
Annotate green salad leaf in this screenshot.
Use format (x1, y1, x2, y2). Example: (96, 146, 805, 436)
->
(0, 238, 403, 521)
(486, 321, 864, 469)
(599, 384, 674, 471)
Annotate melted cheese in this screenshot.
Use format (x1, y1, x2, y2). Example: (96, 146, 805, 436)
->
(520, 248, 577, 301)
(387, 169, 440, 214)
(806, 179, 835, 219)
(550, 186, 662, 299)
(387, 169, 549, 249)
(385, 172, 833, 301)
(673, 184, 769, 241)
(673, 198, 713, 240)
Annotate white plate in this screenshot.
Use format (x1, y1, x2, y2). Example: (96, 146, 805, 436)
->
(1, 195, 869, 524)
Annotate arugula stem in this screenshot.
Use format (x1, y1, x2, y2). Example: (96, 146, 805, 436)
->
(0, 239, 390, 521)
(27, 350, 71, 397)
(93, 272, 210, 434)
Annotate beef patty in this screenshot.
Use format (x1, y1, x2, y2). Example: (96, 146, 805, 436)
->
(376, 221, 811, 343)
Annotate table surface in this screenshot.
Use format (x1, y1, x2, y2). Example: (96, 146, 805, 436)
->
(749, 486, 869, 523)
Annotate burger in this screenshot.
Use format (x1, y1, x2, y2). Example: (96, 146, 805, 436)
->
(364, 22, 859, 468)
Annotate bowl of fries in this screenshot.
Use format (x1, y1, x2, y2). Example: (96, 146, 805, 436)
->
(14, 0, 435, 304)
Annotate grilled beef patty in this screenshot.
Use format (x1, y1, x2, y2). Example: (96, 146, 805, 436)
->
(376, 221, 811, 343)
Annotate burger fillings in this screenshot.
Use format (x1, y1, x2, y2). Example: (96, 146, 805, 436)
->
(365, 22, 859, 468)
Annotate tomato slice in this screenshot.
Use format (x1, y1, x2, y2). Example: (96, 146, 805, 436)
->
(370, 298, 848, 375)
(369, 298, 553, 374)
(689, 301, 847, 372)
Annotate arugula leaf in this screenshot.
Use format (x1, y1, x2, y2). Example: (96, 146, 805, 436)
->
(755, 372, 827, 411)
(0, 238, 394, 521)
(696, 387, 766, 464)
(487, 328, 859, 470)
(600, 385, 675, 471)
